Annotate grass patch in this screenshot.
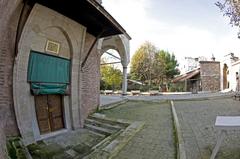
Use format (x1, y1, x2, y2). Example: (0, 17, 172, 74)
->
(7, 137, 27, 159)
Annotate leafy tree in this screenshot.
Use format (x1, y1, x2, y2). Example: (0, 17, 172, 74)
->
(100, 65, 122, 91)
(130, 41, 157, 86)
(216, 0, 240, 37)
(160, 50, 179, 80)
(130, 42, 179, 91)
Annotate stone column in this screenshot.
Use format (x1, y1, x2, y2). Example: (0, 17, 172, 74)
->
(122, 66, 128, 96)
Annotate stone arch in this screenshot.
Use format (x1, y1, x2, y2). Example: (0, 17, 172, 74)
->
(98, 34, 130, 95)
(13, 4, 86, 144)
(99, 35, 130, 67)
(42, 26, 73, 59)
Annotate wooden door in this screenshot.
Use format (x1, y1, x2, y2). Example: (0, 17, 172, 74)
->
(48, 95, 64, 131)
(35, 95, 64, 134)
(35, 95, 51, 134)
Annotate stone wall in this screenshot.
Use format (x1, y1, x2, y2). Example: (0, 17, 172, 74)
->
(1, 0, 102, 147)
(14, 4, 87, 144)
(80, 33, 100, 125)
(200, 61, 221, 92)
(0, 0, 24, 157)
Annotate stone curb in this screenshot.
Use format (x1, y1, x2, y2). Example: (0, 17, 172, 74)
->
(128, 99, 168, 104)
(99, 99, 129, 110)
(172, 94, 233, 102)
(170, 101, 187, 159)
(83, 113, 145, 159)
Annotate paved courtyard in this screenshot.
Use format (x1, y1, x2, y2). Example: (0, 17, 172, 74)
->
(26, 93, 239, 159)
(101, 101, 176, 159)
(174, 97, 240, 159)
(100, 92, 233, 107)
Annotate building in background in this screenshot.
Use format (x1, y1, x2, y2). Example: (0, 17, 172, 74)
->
(173, 60, 221, 92)
(220, 53, 240, 91)
(179, 56, 208, 74)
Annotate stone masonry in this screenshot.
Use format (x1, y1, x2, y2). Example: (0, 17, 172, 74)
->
(0, 0, 130, 156)
(80, 32, 101, 125)
(0, 0, 23, 157)
(200, 61, 221, 92)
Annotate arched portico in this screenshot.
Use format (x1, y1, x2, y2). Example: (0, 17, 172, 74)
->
(98, 34, 130, 95)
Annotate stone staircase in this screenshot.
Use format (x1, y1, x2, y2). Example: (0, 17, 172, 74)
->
(82, 113, 144, 159)
(26, 113, 144, 159)
(84, 115, 127, 138)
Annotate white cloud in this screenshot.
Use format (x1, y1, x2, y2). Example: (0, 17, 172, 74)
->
(102, 0, 240, 64)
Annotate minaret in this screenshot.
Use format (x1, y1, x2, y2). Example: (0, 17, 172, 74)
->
(211, 54, 216, 61)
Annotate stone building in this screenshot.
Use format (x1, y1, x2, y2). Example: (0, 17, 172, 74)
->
(200, 61, 221, 92)
(220, 53, 240, 91)
(173, 61, 220, 92)
(0, 0, 130, 157)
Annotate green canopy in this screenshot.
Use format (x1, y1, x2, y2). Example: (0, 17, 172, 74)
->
(27, 51, 70, 95)
(31, 83, 67, 95)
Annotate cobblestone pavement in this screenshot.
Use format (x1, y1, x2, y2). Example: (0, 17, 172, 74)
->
(174, 97, 240, 159)
(101, 101, 176, 159)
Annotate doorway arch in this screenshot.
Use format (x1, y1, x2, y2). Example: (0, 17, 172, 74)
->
(223, 63, 229, 90)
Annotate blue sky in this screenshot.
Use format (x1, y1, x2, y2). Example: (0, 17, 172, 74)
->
(102, 0, 240, 62)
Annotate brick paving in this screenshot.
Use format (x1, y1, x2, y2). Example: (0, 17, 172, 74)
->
(174, 97, 240, 159)
(101, 101, 176, 159)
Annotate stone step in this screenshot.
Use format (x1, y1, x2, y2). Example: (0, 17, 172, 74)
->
(88, 115, 129, 128)
(88, 130, 106, 138)
(84, 124, 115, 136)
(85, 118, 122, 131)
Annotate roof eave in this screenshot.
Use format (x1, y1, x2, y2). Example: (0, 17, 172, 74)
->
(87, 0, 131, 40)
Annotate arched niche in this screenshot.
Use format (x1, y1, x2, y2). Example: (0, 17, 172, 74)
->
(13, 4, 86, 144)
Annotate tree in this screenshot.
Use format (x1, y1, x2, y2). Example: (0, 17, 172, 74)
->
(100, 65, 122, 91)
(216, 0, 240, 37)
(152, 50, 179, 87)
(130, 42, 179, 91)
(130, 41, 157, 87)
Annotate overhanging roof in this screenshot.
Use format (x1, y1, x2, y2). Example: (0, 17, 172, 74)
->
(173, 68, 200, 83)
(27, 0, 131, 39)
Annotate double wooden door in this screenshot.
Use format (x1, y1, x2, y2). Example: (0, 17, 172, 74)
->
(35, 95, 64, 134)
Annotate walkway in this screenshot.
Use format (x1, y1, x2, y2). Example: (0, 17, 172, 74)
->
(100, 92, 233, 107)
(126, 92, 233, 101)
(100, 95, 126, 106)
(101, 101, 176, 159)
(174, 97, 240, 159)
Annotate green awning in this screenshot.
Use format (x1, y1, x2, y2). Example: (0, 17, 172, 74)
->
(27, 51, 70, 95)
(31, 83, 67, 95)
